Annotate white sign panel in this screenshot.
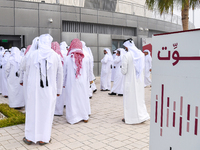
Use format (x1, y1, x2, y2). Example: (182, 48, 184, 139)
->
(150, 29, 200, 150)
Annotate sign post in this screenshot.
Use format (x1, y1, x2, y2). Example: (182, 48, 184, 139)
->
(150, 29, 200, 150)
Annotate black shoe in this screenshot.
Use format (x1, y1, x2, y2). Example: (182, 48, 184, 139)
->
(118, 94, 123, 96)
(108, 92, 116, 95)
(54, 114, 62, 116)
(105, 89, 110, 91)
(14, 107, 24, 110)
(93, 89, 97, 93)
(89, 97, 92, 99)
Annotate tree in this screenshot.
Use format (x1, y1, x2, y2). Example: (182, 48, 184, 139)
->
(145, 0, 200, 30)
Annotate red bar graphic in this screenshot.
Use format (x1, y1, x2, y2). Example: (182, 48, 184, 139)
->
(156, 95, 158, 100)
(180, 97, 183, 115)
(173, 112, 176, 127)
(187, 105, 190, 121)
(187, 122, 189, 132)
(155, 101, 158, 123)
(195, 119, 198, 135)
(196, 107, 198, 117)
(173, 101, 176, 111)
(161, 84, 164, 127)
(179, 117, 182, 136)
(160, 128, 163, 136)
(167, 109, 169, 127)
(167, 97, 170, 107)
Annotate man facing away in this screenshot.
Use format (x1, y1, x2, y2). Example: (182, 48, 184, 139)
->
(121, 38, 150, 124)
(23, 34, 63, 145)
(63, 38, 91, 124)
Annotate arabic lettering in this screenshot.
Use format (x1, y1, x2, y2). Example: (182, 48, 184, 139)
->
(158, 44, 200, 66)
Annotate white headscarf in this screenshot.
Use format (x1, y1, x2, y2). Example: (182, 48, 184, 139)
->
(143, 49, 152, 68)
(26, 37, 39, 58)
(0, 46, 4, 52)
(117, 48, 126, 60)
(104, 48, 113, 62)
(0, 46, 5, 59)
(20, 48, 26, 57)
(2, 50, 10, 66)
(123, 39, 144, 80)
(60, 41, 68, 56)
(9, 47, 22, 73)
(81, 41, 94, 62)
(34, 34, 54, 76)
(143, 50, 151, 57)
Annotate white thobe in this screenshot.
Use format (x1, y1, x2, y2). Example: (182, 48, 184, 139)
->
(144, 55, 152, 87)
(5, 60, 24, 108)
(111, 56, 124, 95)
(61, 50, 68, 106)
(83, 50, 93, 98)
(0, 51, 4, 93)
(24, 51, 63, 143)
(100, 54, 112, 90)
(121, 51, 150, 124)
(63, 55, 91, 124)
(2, 55, 9, 96)
(54, 55, 65, 116)
(19, 56, 28, 108)
(111, 54, 116, 82)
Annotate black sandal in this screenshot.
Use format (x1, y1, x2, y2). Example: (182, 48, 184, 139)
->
(39, 139, 51, 146)
(23, 137, 32, 145)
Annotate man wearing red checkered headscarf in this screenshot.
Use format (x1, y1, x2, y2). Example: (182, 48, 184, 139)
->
(63, 38, 91, 124)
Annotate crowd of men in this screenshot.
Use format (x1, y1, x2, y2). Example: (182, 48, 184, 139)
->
(0, 34, 152, 145)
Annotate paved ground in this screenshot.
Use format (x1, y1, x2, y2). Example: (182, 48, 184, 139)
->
(0, 77, 151, 150)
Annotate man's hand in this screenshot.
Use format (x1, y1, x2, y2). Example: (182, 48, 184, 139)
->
(20, 83, 23, 86)
(57, 94, 60, 97)
(63, 86, 65, 88)
(150, 69, 152, 72)
(90, 81, 93, 84)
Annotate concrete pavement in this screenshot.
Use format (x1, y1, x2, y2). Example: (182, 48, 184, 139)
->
(0, 77, 151, 150)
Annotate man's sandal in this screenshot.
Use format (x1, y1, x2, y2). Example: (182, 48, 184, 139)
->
(39, 139, 52, 146)
(23, 137, 32, 145)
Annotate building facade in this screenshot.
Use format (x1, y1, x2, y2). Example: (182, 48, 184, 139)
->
(0, 0, 194, 75)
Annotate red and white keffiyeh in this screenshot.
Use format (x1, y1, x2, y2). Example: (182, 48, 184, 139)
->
(51, 42, 64, 65)
(67, 38, 84, 78)
(24, 45, 31, 55)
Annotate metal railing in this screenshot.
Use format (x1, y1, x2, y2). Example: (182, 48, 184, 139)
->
(19, 0, 195, 29)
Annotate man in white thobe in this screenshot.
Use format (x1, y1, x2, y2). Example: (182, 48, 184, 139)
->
(100, 48, 113, 91)
(143, 50, 152, 87)
(20, 48, 26, 57)
(2, 50, 10, 98)
(81, 41, 95, 99)
(63, 38, 91, 124)
(51, 42, 65, 116)
(20, 38, 39, 108)
(60, 41, 68, 106)
(121, 38, 150, 124)
(109, 48, 126, 96)
(111, 50, 117, 82)
(0, 46, 5, 94)
(23, 34, 63, 145)
(6, 47, 24, 108)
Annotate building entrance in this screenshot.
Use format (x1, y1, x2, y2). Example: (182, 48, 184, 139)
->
(0, 35, 25, 49)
